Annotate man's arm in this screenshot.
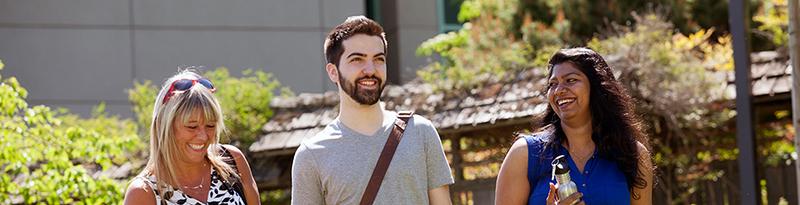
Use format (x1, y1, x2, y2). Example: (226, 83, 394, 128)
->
(429, 185, 452, 205)
(420, 116, 455, 205)
(291, 143, 325, 205)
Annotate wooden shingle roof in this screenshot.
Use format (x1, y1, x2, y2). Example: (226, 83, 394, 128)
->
(743, 51, 792, 97)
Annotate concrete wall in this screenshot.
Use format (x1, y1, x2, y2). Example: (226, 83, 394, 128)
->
(379, 0, 441, 84)
(393, 0, 440, 83)
(0, 0, 439, 117)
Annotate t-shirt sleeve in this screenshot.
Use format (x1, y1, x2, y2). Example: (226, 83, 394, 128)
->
(419, 116, 456, 190)
(291, 143, 325, 205)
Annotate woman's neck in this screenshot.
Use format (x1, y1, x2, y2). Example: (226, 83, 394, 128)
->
(560, 120, 594, 150)
(174, 159, 210, 178)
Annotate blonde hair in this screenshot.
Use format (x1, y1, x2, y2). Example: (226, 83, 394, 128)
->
(137, 69, 240, 198)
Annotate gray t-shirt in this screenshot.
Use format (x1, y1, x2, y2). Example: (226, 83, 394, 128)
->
(291, 111, 455, 205)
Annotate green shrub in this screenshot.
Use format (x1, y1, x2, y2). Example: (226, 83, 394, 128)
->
(753, 0, 789, 47)
(416, 0, 538, 90)
(417, 0, 787, 90)
(0, 60, 144, 204)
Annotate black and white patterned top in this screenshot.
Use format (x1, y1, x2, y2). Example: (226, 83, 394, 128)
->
(141, 168, 245, 205)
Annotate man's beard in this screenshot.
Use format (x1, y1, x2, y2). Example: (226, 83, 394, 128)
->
(338, 71, 385, 105)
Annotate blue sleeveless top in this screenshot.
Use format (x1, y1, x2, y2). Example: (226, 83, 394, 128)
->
(525, 134, 631, 205)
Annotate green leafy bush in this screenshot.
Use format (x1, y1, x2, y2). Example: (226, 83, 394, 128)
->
(515, 0, 784, 51)
(753, 0, 789, 47)
(0, 60, 144, 204)
(416, 0, 538, 90)
(417, 0, 788, 90)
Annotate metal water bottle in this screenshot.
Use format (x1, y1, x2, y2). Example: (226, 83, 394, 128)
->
(552, 155, 578, 200)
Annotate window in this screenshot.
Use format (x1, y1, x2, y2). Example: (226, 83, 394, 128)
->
(438, 0, 464, 33)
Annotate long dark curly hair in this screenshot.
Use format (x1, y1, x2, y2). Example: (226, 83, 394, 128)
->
(536, 47, 650, 199)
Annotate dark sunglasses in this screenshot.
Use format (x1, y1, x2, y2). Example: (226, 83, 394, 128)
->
(162, 78, 216, 104)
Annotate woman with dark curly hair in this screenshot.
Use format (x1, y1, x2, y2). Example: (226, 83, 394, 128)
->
(495, 47, 653, 205)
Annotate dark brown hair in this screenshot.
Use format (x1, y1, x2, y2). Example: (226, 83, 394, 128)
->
(538, 47, 650, 199)
(324, 16, 387, 67)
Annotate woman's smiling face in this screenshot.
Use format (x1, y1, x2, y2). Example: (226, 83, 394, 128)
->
(173, 108, 216, 164)
(547, 62, 592, 122)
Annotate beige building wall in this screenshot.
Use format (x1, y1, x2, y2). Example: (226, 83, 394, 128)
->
(0, 0, 445, 117)
(377, 0, 442, 84)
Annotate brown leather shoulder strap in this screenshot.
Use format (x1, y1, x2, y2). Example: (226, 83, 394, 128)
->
(359, 111, 414, 205)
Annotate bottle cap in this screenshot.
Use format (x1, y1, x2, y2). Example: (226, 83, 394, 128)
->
(552, 155, 570, 175)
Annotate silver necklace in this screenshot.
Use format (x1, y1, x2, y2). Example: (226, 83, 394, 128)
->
(181, 163, 209, 190)
(569, 148, 593, 163)
(566, 143, 595, 163)
(181, 175, 206, 190)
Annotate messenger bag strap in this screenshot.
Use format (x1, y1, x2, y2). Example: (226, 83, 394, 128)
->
(359, 111, 414, 205)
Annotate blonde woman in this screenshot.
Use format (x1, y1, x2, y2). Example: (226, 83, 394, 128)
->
(124, 70, 260, 205)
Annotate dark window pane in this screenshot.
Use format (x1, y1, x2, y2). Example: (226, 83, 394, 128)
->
(366, 0, 381, 23)
(444, 0, 464, 24)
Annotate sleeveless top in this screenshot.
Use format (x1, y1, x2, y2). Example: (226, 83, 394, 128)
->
(140, 168, 245, 205)
(525, 134, 631, 205)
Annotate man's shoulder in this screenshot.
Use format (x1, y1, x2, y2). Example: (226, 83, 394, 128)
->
(299, 122, 343, 150)
(408, 114, 435, 129)
(294, 124, 338, 164)
(402, 114, 442, 141)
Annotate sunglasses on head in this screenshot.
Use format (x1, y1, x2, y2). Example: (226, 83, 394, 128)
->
(162, 78, 216, 104)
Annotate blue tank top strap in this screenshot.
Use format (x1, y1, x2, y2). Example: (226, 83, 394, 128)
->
(524, 134, 550, 190)
(524, 135, 535, 189)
